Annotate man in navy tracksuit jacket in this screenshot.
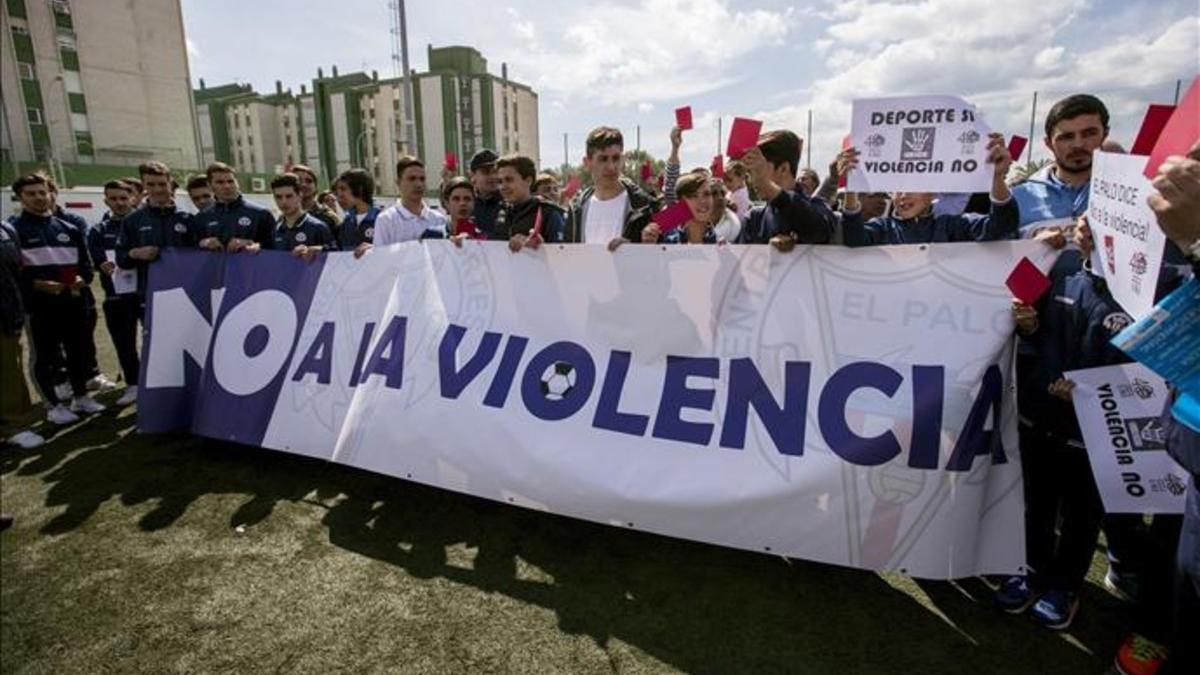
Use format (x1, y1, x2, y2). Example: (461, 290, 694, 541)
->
(7, 174, 102, 419)
(87, 180, 141, 397)
(1007, 229, 1190, 632)
(114, 162, 199, 299)
(1010, 258, 1135, 630)
(196, 162, 274, 252)
(338, 203, 380, 252)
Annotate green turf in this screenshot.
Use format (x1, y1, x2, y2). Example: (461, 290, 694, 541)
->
(1, 305, 1131, 674)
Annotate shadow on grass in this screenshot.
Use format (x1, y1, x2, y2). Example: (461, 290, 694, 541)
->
(1, 413, 1129, 674)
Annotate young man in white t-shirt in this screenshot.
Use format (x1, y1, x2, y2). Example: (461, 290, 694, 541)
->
(563, 126, 660, 246)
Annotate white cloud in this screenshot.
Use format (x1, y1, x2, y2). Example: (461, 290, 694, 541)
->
(491, 0, 795, 106)
(185, 38, 202, 59)
(748, 1, 1198, 173)
(637, 102, 655, 113)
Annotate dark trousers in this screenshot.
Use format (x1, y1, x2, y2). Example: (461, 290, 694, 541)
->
(1169, 478, 1200, 672)
(102, 294, 141, 385)
(83, 286, 99, 377)
(1104, 512, 1182, 642)
(1020, 423, 1105, 592)
(28, 294, 91, 405)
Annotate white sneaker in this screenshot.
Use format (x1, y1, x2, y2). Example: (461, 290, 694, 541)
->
(6, 430, 45, 449)
(54, 382, 73, 401)
(115, 385, 138, 406)
(47, 404, 80, 425)
(70, 396, 106, 414)
(87, 374, 119, 392)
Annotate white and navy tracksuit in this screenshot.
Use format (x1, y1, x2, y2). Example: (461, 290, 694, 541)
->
(9, 211, 94, 404)
(88, 213, 140, 386)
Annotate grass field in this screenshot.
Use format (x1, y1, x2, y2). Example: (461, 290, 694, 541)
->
(1, 310, 1132, 674)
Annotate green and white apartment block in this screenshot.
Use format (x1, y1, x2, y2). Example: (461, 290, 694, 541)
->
(194, 45, 539, 195)
(1, 0, 201, 181)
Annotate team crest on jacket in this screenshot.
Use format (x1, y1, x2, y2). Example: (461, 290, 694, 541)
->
(1103, 312, 1133, 334)
(56, 233, 71, 243)
(364, 227, 374, 239)
(174, 223, 187, 233)
(238, 216, 251, 227)
(295, 232, 307, 243)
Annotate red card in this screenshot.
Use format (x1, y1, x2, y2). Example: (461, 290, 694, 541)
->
(640, 161, 652, 182)
(1131, 104, 1175, 156)
(1144, 76, 1199, 178)
(445, 152, 458, 172)
(726, 117, 763, 159)
(57, 265, 80, 285)
(838, 134, 851, 189)
(651, 200, 693, 233)
(562, 175, 582, 200)
(530, 204, 544, 239)
(1007, 135, 1028, 163)
(1005, 257, 1051, 305)
(710, 154, 725, 179)
(675, 106, 693, 131)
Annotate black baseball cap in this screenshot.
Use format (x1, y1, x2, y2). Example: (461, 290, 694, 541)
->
(469, 149, 499, 172)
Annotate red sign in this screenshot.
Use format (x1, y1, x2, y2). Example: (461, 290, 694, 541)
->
(1144, 76, 1199, 178)
(651, 200, 694, 233)
(1130, 104, 1176, 156)
(726, 117, 763, 160)
(1005, 257, 1051, 305)
(675, 106, 693, 131)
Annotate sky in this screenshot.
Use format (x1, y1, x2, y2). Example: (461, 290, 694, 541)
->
(181, 0, 1198, 175)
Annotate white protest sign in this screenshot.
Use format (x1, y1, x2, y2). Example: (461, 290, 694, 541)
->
(848, 95, 993, 194)
(1067, 363, 1188, 514)
(1086, 151, 1167, 319)
(105, 250, 138, 295)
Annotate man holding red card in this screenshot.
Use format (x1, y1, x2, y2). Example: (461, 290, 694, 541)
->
(495, 154, 566, 251)
(735, 130, 835, 249)
(7, 172, 106, 424)
(645, 172, 717, 245)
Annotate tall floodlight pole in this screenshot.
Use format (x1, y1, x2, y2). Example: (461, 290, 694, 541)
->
(398, 0, 417, 156)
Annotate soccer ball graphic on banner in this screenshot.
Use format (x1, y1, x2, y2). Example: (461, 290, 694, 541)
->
(539, 361, 577, 400)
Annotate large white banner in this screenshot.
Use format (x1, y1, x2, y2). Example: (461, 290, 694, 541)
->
(849, 95, 994, 194)
(1067, 363, 1188, 514)
(1087, 151, 1167, 319)
(143, 241, 1058, 579)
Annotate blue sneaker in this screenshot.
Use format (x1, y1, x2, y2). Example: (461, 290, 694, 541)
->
(1031, 589, 1079, 630)
(994, 575, 1039, 613)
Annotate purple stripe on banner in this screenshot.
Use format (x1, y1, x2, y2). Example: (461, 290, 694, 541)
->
(138, 249, 226, 433)
(189, 250, 326, 447)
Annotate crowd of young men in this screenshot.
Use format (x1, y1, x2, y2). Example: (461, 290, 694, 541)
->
(1, 94, 1198, 674)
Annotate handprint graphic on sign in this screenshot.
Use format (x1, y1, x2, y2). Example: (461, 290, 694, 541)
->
(901, 127, 936, 160)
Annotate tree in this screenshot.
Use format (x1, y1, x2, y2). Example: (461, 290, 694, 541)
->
(1008, 158, 1053, 185)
